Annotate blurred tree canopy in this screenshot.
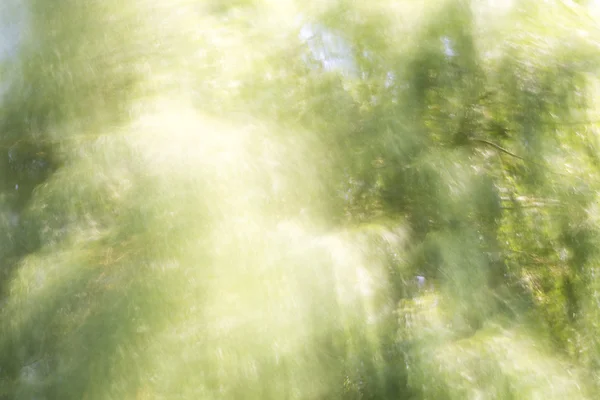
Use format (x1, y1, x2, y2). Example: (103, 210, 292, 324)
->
(2, 0, 600, 398)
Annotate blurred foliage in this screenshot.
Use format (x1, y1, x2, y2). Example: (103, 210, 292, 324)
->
(1, 0, 600, 398)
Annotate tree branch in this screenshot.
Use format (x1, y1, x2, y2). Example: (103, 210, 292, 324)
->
(543, 120, 600, 126)
(469, 138, 525, 161)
